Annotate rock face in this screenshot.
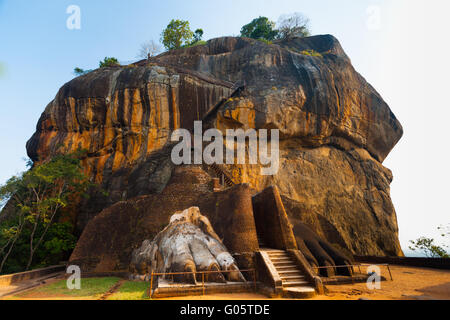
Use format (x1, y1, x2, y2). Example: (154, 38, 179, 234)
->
(69, 166, 259, 272)
(26, 65, 233, 229)
(27, 35, 403, 258)
(130, 207, 245, 283)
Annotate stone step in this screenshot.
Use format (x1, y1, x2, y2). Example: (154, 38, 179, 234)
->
(283, 280, 310, 287)
(271, 257, 291, 261)
(274, 265, 298, 270)
(278, 271, 304, 277)
(273, 261, 295, 267)
(283, 287, 316, 299)
(280, 275, 305, 281)
(267, 253, 289, 258)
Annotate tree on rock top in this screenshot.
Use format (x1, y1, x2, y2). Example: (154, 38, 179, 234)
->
(161, 19, 194, 51)
(99, 57, 120, 68)
(277, 13, 311, 40)
(240, 16, 278, 41)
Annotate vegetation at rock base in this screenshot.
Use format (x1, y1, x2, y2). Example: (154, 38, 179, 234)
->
(0, 152, 93, 274)
(409, 226, 449, 258)
(10, 277, 121, 300)
(8, 277, 151, 300)
(107, 281, 151, 300)
(161, 19, 195, 50)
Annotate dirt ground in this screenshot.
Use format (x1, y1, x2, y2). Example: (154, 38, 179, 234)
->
(163, 265, 450, 300)
(3, 265, 450, 300)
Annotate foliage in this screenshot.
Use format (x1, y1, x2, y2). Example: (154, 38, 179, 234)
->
(73, 67, 93, 76)
(9, 278, 152, 300)
(160, 19, 194, 51)
(185, 28, 206, 48)
(0, 152, 92, 274)
(99, 57, 120, 68)
(240, 16, 278, 41)
(409, 237, 449, 258)
(43, 222, 77, 256)
(193, 29, 204, 43)
(256, 39, 273, 45)
(438, 223, 450, 238)
(11, 277, 121, 299)
(277, 13, 311, 40)
(188, 40, 207, 47)
(300, 49, 323, 58)
(107, 281, 150, 300)
(137, 40, 161, 59)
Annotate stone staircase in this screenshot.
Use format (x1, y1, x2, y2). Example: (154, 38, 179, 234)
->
(203, 163, 235, 188)
(264, 249, 316, 299)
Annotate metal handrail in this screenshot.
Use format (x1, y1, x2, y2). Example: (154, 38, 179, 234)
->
(312, 263, 393, 281)
(148, 269, 257, 298)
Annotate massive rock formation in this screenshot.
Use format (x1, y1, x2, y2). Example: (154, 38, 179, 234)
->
(26, 35, 403, 259)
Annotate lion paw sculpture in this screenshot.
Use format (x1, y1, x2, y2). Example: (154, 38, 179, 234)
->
(130, 207, 245, 284)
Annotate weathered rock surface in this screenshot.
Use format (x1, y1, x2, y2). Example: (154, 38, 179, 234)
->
(69, 166, 259, 272)
(27, 35, 403, 258)
(130, 206, 245, 283)
(26, 65, 233, 230)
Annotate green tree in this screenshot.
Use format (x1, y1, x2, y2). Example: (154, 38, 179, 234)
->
(73, 67, 93, 76)
(409, 237, 449, 258)
(193, 28, 204, 43)
(99, 57, 120, 68)
(160, 19, 194, 50)
(0, 152, 92, 273)
(240, 16, 278, 41)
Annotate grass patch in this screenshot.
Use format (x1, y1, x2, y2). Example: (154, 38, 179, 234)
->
(13, 277, 120, 300)
(108, 281, 150, 300)
(300, 49, 323, 58)
(256, 39, 273, 45)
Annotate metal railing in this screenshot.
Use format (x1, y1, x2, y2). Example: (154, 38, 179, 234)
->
(148, 269, 257, 298)
(312, 263, 393, 282)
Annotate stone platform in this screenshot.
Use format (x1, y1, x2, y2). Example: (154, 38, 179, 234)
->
(152, 279, 257, 299)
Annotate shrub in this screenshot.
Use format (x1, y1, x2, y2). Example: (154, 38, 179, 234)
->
(161, 19, 194, 51)
(240, 16, 278, 41)
(99, 57, 120, 68)
(300, 49, 323, 58)
(277, 13, 311, 40)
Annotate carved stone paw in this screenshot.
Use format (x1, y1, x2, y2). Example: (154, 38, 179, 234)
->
(130, 207, 245, 284)
(294, 223, 353, 277)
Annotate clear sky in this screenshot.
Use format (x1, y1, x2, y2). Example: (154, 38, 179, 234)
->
(1, 0, 449, 254)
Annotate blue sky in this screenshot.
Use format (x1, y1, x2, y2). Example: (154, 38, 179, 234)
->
(1, 0, 449, 254)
